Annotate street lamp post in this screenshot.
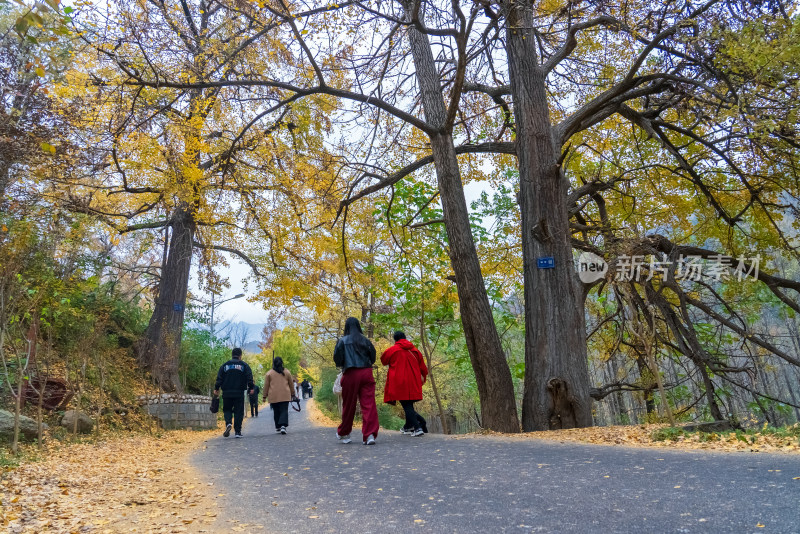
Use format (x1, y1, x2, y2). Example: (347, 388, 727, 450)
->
(209, 292, 245, 348)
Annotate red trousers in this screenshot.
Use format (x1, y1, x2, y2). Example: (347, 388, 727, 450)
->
(337, 367, 379, 441)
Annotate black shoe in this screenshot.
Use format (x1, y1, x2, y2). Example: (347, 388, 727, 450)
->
(234, 431, 242, 438)
(223, 423, 232, 437)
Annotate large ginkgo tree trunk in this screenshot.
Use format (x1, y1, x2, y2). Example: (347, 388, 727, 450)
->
(504, 0, 593, 431)
(135, 205, 196, 391)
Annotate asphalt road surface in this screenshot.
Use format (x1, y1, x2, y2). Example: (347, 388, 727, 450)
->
(192, 401, 800, 533)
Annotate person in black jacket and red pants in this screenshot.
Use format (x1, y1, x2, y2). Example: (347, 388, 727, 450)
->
(213, 348, 254, 438)
(333, 317, 379, 445)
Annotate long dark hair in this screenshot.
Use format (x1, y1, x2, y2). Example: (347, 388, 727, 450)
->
(343, 317, 363, 337)
(272, 356, 285, 374)
(342, 317, 373, 351)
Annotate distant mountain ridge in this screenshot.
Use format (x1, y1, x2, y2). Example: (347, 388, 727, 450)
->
(242, 340, 262, 354)
(213, 321, 266, 353)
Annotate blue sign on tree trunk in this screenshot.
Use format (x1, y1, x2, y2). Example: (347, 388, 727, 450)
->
(537, 257, 555, 269)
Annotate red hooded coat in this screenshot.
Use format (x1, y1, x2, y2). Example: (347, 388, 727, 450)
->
(381, 339, 429, 403)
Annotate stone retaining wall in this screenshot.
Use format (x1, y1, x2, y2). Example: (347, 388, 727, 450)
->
(137, 394, 217, 430)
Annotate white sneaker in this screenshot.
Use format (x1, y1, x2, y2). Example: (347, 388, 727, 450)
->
(413, 428, 424, 437)
(280, 426, 287, 434)
(364, 434, 376, 445)
(400, 428, 414, 435)
(337, 433, 352, 444)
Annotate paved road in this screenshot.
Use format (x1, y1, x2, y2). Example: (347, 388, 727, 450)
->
(192, 402, 800, 533)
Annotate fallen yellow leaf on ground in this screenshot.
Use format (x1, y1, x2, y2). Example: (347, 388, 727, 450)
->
(489, 424, 800, 454)
(0, 429, 219, 533)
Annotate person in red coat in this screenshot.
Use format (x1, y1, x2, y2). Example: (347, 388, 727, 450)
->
(381, 331, 429, 436)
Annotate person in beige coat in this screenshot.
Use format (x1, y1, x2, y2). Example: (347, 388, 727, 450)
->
(262, 357, 296, 434)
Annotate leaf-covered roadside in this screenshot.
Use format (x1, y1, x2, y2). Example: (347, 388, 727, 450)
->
(0, 430, 220, 533)
(305, 398, 340, 429)
(307, 397, 800, 454)
(489, 424, 800, 454)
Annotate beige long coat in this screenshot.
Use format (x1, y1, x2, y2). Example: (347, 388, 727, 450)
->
(262, 369, 295, 403)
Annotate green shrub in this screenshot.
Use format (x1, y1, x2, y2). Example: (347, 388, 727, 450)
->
(651, 427, 685, 441)
(377, 403, 405, 430)
(179, 328, 230, 394)
(314, 366, 340, 418)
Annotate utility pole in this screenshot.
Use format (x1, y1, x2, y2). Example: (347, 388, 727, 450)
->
(210, 293, 215, 348)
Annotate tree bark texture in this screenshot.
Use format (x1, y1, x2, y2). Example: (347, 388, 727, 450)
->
(0, 161, 10, 206)
(503, 0, 593, 430)
(404, 1, 520, 432)
(135, 206, 195, 391)
(634, 355, 657, 416)
(420, 311, 449, 434)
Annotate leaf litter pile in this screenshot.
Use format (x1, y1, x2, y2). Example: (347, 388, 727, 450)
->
(309, 398, 799, 453)
(1, 430, 221, 533)
(305, 399, 341, 428)
(501, 423, 800, 453)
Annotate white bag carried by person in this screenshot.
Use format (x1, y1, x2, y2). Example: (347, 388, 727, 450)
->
(333, 371, 344, 396)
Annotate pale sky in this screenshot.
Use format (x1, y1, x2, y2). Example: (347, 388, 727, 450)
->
(189, 261, 266, 325)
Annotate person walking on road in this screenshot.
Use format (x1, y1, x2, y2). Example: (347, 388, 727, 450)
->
(381, 331, 429, 436)
(249, 384, 261, 417)
(263, 356, 296, 434)
(301, 378, 313, 399)
(213, 348, 255, 438)
(333, 317, 379, 445)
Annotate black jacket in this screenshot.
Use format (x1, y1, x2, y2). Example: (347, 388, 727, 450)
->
(248, 384, 261, 401)
(333, 318, 376, 370)
(215, 358, 255, 398)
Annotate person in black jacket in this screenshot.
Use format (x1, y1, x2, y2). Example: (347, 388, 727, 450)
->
(213, 347, 254, 438)
(333, 317, 379, 445)
(300, 379, 312, 399)
(249, 384, 261, 417)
